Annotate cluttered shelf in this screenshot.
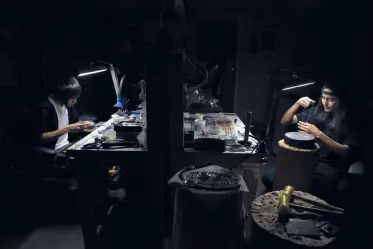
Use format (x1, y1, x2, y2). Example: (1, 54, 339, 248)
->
(183, 112, 259, 154)
(68, 111, 260, 157)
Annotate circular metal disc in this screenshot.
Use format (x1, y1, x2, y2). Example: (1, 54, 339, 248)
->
(284, 132, 316, 149)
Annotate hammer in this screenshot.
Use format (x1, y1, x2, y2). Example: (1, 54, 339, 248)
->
(278, 186, 344, 220)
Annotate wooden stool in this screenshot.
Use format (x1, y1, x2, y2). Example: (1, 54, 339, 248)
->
(274, 132, 319, 191)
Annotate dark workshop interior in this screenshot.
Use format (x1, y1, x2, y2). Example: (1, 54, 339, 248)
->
(0, 0, 372, 249)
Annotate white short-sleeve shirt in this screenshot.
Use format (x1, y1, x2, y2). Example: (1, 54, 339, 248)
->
(48, 97, 69, 150)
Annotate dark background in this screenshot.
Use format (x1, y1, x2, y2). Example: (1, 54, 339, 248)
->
(1, 0, 371, 174)
(0, 0, 371, 157)
(0, 0, 372, 247)
(1, 0, 371, 108)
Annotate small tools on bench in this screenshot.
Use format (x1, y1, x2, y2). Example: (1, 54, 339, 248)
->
(278, 185, 344, 221)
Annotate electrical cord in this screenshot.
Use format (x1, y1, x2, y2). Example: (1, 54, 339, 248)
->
(229, 142, 260, 170)
(187, 57, 207, 78)
(171, 37, 207, 93)
(311, 103, 318, 122)
(186, 54, 209, 83)
(302, 102, 315, 123)
(237, 130, 260, 141)
(160, 0, 168, 28)
(187, 61, 208, 88)
(186, 55, 209, 92)
(229, 123, 269, 171)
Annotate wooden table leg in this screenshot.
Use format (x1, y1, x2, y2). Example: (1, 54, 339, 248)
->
(75, 157, 101, 249)
(242, 162, 261, 243)
(80, 202, 98, 249)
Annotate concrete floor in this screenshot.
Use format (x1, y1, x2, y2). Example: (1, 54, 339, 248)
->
(0, 225, 83, 249)
(0, 163, 271, 249)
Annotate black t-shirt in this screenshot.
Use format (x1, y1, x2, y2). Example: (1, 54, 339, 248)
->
(296, 107, 358, 172)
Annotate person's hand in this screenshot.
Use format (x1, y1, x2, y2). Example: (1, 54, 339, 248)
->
(82, 121, 95, 127)
(296, 97, 315, 108)
(298, 121, 322, 138)
(66, 122, 87, 132)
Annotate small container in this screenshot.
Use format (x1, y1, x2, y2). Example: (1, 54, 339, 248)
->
(194, 119, 206, 131)
(131, 111, 141, 121)
(108, 166, 122, 190)
(195, 113, 204, 120)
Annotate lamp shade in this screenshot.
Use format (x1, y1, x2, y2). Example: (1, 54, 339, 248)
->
(78, 65, 108, 77)
(282, 81, 315, 91)
(114, 97, 125, 108)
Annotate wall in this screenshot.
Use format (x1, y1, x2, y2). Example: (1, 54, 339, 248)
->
(234, 16, 293, 123)
(235, 0, 373, 155)
(0, 48, 17, 87)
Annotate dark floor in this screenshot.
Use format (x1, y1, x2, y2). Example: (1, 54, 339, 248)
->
(0, 199, 84, 249)
(0, 225, 83, 249)
(0, 186, 150, 249)
(0, 160, 274, 249)
(0, 172, 84, 249)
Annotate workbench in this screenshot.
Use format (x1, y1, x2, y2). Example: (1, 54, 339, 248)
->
(179, 112, 267, 244)
(184, 112, 258, 154)
(67, 50, 267, 249)
(67, 114, 147, 249)
(68, 111, 266, 248)
(251, 191, 337, 248)
(182, 111, 265, 205)
(68, 114, 146, 154)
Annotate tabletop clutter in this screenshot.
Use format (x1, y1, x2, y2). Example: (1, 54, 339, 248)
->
(184, 112, 258, 153)
(73, 110, 147, 150)
(251, 185, 343, 247)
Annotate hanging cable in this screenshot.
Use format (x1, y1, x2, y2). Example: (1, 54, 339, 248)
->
(187, 57, 207, 78)
(305, 102, 314, 123)
(186, 55, 209, 92)
(160, 0, 168, 29)
(301, 102, 315, 123)
(228, 142, 260, 170)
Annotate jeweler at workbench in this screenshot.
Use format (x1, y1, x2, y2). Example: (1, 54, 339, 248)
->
(31, 76, 95, 151)
(261, 84, 359, 199)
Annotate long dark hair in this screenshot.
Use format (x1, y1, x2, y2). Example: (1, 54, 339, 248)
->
(312, 84, 346, 135)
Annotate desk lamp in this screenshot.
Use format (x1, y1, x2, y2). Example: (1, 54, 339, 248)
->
(282, 81, 315, 91)
(78, 65, 107, 77)
(78, 61, 125, 109)
(265, 69, 316, 154)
